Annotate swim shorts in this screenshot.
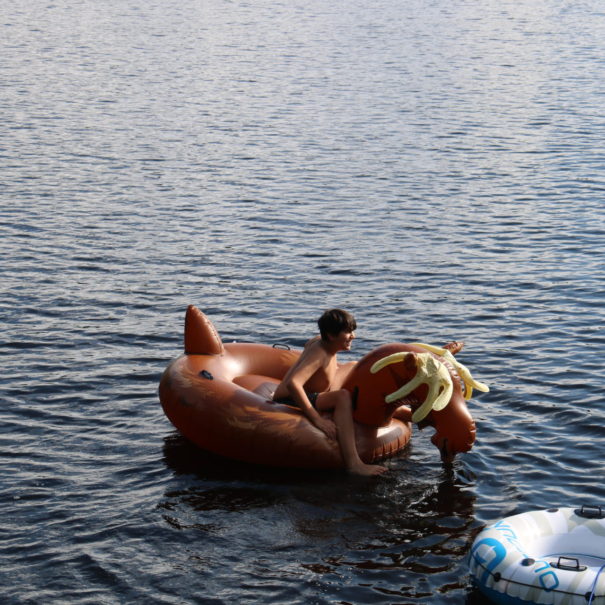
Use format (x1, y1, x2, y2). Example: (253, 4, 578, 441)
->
(274, 392, 319, 408)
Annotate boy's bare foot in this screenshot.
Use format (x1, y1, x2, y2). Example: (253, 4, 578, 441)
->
(348, 462, 388, 476)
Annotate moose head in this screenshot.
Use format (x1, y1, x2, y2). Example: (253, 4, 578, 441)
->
(342, 342, 489, 462)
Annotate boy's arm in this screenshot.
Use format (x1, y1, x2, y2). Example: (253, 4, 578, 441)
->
(283, 348, 336, 439)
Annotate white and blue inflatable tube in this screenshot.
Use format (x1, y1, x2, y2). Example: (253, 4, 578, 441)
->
(469, 506, 605, 605)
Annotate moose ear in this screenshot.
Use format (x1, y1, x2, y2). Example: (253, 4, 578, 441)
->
(184, 305, 224, 355)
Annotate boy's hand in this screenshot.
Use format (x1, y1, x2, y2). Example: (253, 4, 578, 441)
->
(315, 417, 337, 441)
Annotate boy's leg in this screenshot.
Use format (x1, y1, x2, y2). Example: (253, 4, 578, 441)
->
(316, 390, 387, 476)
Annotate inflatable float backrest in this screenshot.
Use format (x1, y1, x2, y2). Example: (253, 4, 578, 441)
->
(184, 305, 224, 355)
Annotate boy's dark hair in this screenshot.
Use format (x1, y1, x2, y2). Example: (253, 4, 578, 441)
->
(317, 309, 357, 341)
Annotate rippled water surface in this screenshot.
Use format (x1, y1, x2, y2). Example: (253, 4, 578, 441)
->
(2, 0, 604, 603)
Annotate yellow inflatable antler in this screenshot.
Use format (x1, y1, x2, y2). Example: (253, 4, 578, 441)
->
(370, 352, 453, 423)
(411, 343, 489, 400)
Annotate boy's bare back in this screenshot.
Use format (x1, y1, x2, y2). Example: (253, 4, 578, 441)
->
(273, 336, 337, 399)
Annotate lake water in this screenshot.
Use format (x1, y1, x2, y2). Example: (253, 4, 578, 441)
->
(2, 0, 604, 603)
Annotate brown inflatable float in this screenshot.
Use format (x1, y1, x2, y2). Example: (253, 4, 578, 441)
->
(158, 306, 489, 469)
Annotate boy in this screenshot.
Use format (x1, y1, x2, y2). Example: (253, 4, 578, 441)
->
(273, 309, 387, 476)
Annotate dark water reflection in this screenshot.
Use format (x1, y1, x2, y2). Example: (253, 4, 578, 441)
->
(160, 435, 480, 603)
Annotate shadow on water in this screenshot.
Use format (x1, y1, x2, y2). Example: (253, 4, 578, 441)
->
(160, 433, 485, 603)
(161, 432, 339, 485)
